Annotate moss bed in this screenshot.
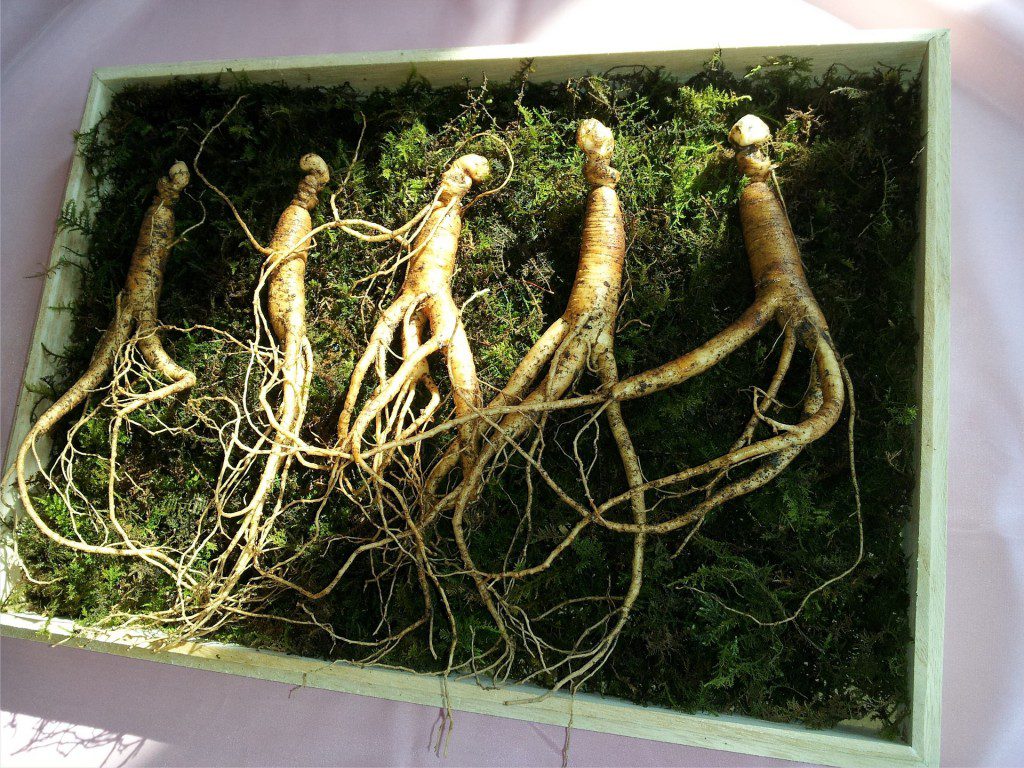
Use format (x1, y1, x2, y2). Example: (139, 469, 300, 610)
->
(11, 56, 920, 735)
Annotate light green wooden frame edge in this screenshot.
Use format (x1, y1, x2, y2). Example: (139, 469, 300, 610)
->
(0, 30, 950, 768)
(905, 29, 950, 768)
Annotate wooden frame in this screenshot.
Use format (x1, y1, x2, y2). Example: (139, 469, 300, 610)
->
(0, 30, 950, 768)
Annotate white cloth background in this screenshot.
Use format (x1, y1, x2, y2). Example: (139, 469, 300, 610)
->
(1, 1, 1021, 766)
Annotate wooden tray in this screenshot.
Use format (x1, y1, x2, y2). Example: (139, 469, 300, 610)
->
(0, 30, 950, 767)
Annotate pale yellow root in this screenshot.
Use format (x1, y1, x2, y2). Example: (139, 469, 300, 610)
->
(434, 119, 639, 675)
(511, 338, 646, 700)
(14, 162, 194, 576)
(194, 154, 329, 631)
(338, 154, 491, 476)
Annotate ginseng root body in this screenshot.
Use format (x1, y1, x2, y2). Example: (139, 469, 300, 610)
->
(14, 162, 194, 576)
(198, 154, 329, 634)
(337, 154, 490, 477)
(426, 120, 649, 689)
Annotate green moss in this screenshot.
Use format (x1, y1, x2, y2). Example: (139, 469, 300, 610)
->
(13, 58, 920, 736)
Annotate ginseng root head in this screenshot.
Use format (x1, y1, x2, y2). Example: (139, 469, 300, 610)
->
(729, 115, 773, 180)
(577, 118, 614, 158)
(167, 161, 190, 190)
(157, 160, 190, 202)
(577, 118, 620, 188)
(728, 114, 771, 148)
(295, 153, 330, 209)
(440, 154, 491, 202)
(300, 153, 330, 185)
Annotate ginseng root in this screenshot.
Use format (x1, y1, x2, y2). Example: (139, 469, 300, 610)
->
(426, 120, 648, 686)
(337, 154, 491, 478)
(13, 162, 194, 578)
(194, 154, 329, 633)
